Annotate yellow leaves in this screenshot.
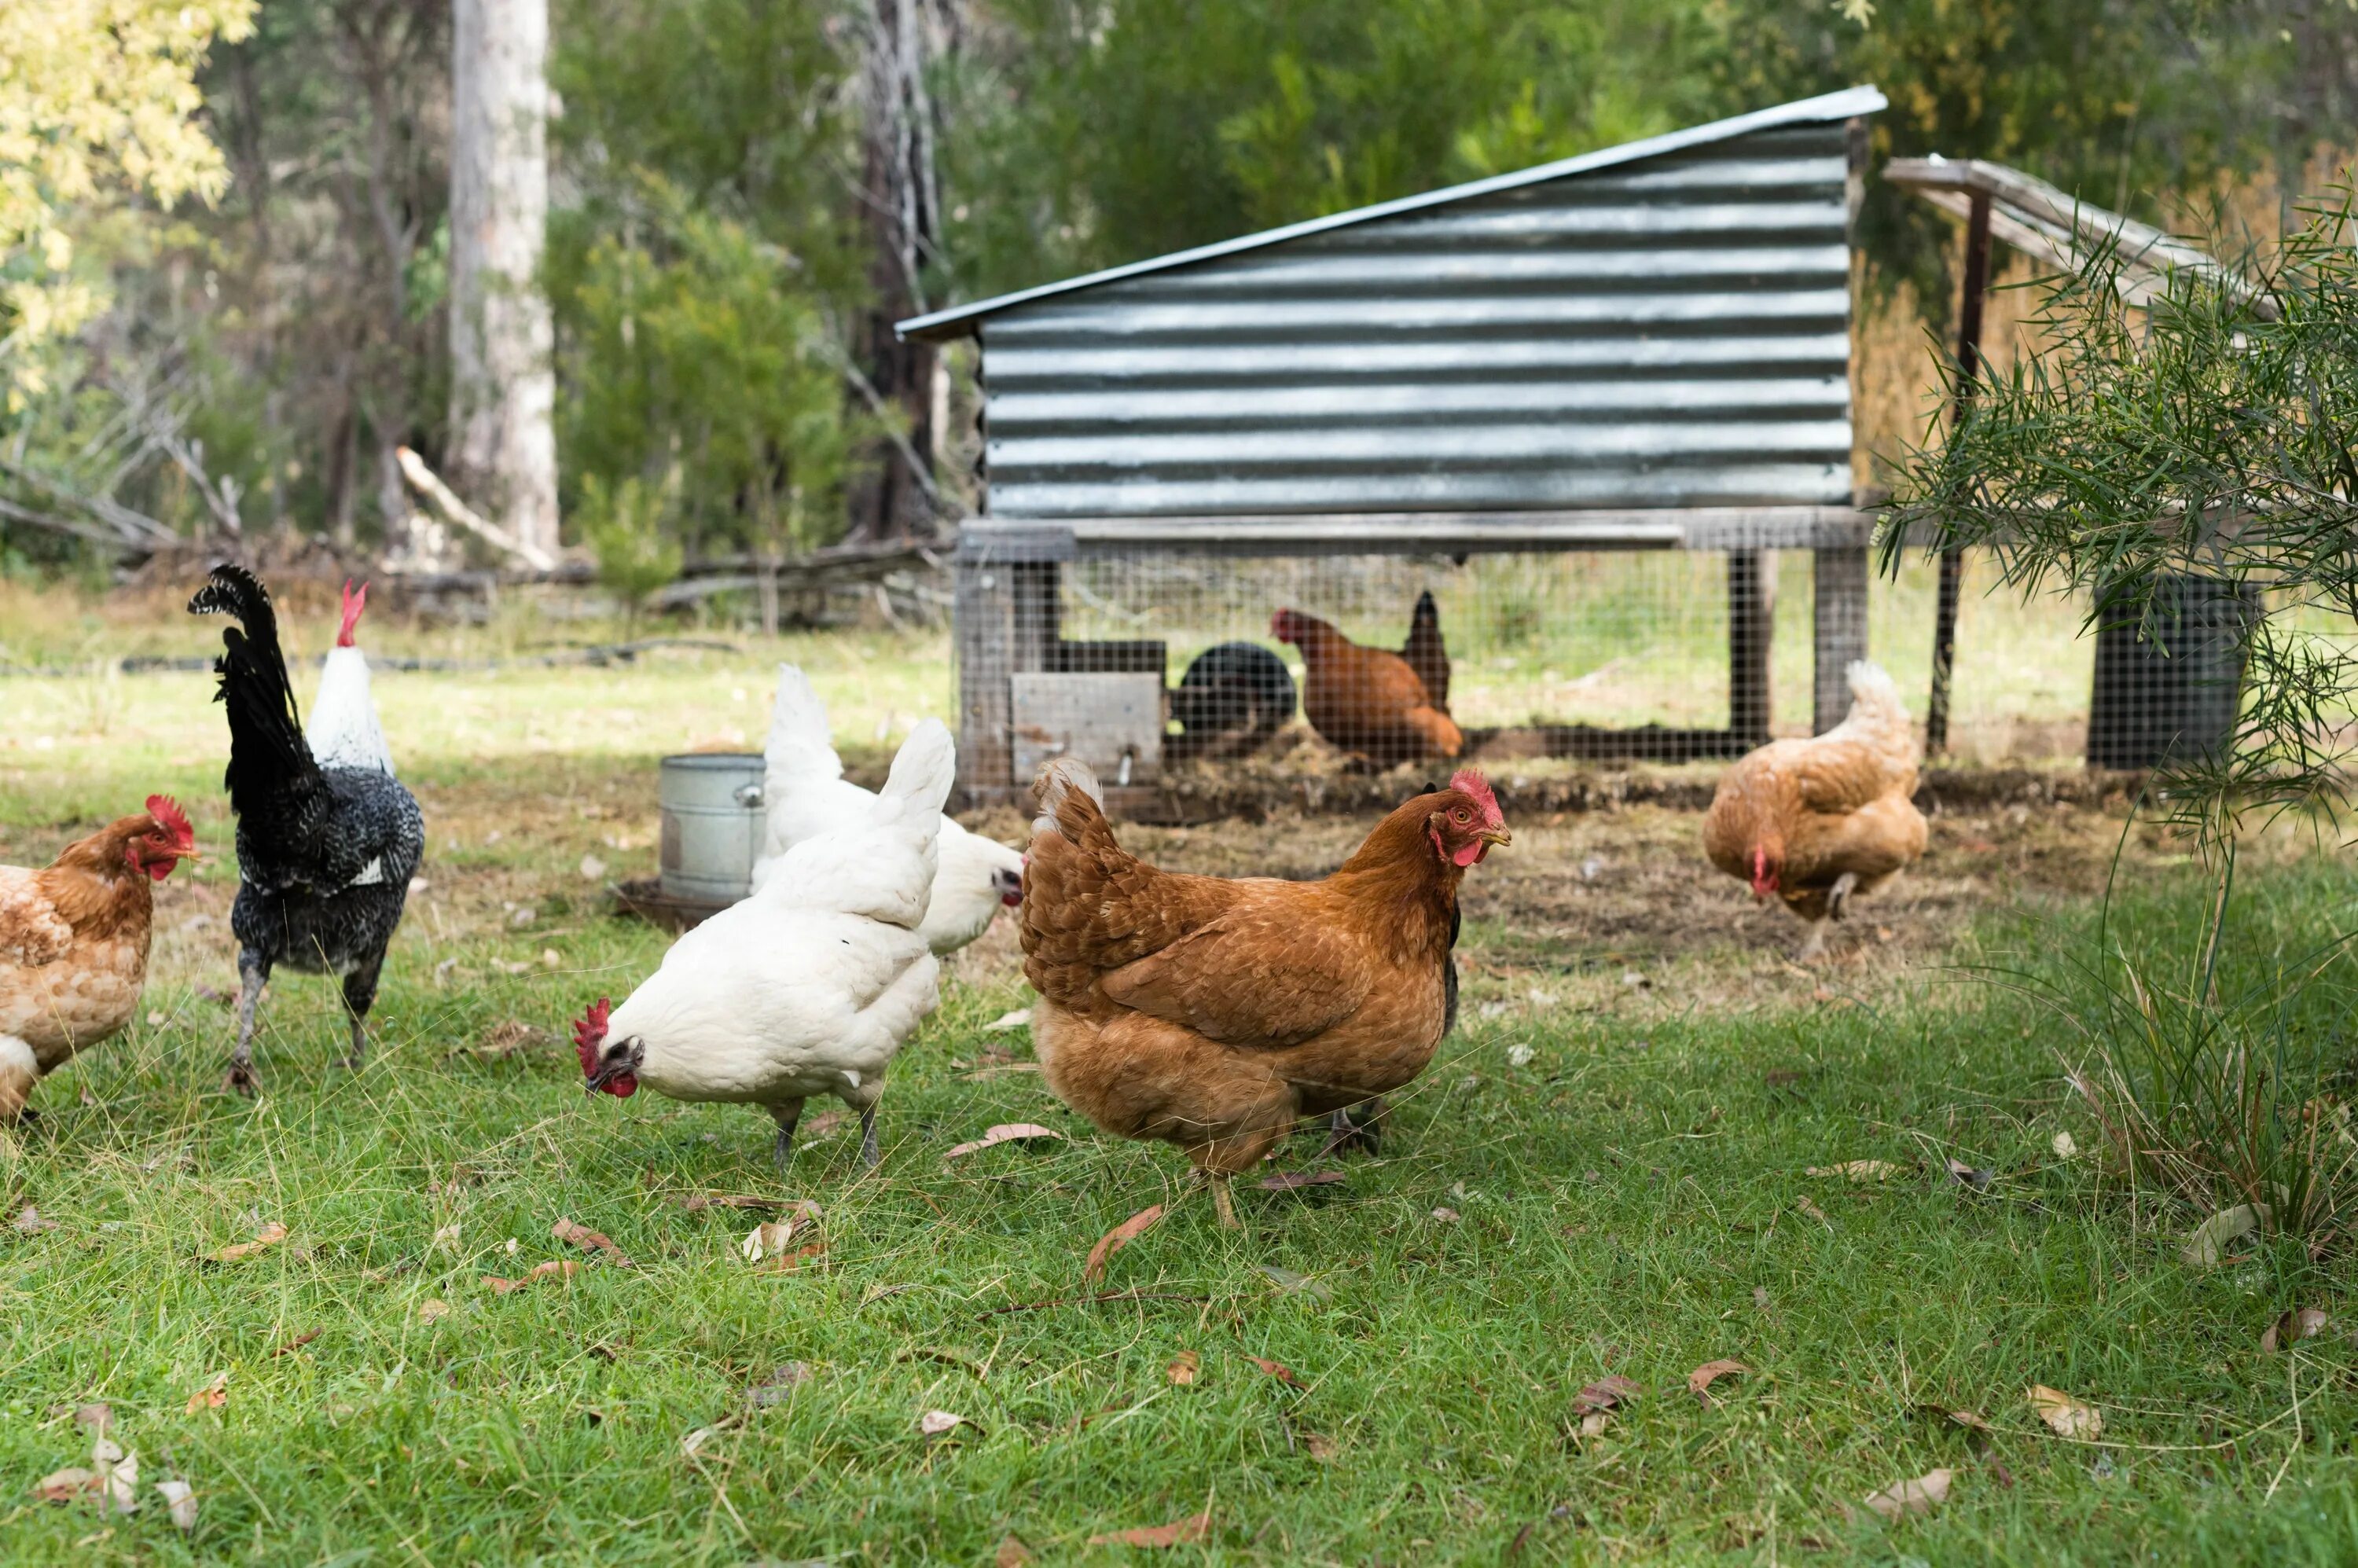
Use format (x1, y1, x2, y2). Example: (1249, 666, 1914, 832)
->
(482, 1260, 578, 1294)
(0, 0, 256, 383)
(1165, 1351, 1199, 1386)
(2028, 1384, 2102, 1440)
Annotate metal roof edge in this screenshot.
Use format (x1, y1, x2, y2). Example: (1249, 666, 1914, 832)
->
(896, 85, 1885, 343)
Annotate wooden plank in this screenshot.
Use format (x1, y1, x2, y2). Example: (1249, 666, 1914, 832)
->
(1012, 672, 1166, 786)
(1011, 560, 1062, 675)
(1925, 191, 1993, 756)
(1812, 545, 1870, 733)
(1727, 549, 1773, 747)
(953, 557, 1016, 799)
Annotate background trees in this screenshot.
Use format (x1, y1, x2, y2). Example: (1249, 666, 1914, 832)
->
(0, 0, 2348, 570)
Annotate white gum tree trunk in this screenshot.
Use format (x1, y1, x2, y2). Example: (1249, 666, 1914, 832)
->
(447, 0, 557, 560)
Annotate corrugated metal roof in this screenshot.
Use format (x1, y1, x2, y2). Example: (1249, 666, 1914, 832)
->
(897, 86, 1884, 343)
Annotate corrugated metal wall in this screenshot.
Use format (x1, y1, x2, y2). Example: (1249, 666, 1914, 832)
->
(980, 123, 1853, 520)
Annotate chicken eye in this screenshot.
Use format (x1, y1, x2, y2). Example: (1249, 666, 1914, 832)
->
(1452, 807, 1470, 823)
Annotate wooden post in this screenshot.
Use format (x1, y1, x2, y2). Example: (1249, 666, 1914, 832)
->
(756, 556, 780, 637)
(1925, 190, 1993, 755)
(1812, 544, 1870, 733)
(953, 556, 1016, 802)
(1728, 549, 1772, 746)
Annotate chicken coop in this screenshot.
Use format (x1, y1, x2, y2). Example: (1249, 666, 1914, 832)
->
(900, 87, 1890, 811)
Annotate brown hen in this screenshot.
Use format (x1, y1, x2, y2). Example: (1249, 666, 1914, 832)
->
(1272, 605, 1461, 765)
(1020, 759, 1507, 1225)
(1702, 661, 1926, 960)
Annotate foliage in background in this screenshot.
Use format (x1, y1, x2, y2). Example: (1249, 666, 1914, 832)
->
(546, 0, 867, 559)
(1893, 185, 2358, 1236)
(578, 472, 684, 629)
(0, 0, 254, 405)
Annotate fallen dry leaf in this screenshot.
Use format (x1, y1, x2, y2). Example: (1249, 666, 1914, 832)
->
(93, 1438, 136, 1513)
(185, 1372, 229, 1414)
(2183, 1203, 2269, 1267)
(417, 1298, 451, 1324)
(944, 1122, 1065, 1159)
(1166, 1351, 1199, 1386)
(32, 1467, 99, 1502)
(482, 1259, 580, 1294)
(154, 1478, 196, 1531)
(73, 1404, 112, 1436)
(1572, 1375, 1644, 1416)
(2262, 1307, 2330, 1353)
(1257, 1170, 1346, 1192)
(1937, 1407, 1993, 1433)
(1575, 1412, 1612, 1439)
(1794, 1195, 1831, 1226)
(1300, 1429, 1339, 1461)
(13, 1204, 56, 1233)
(2051, 1130, 2080, 1159)
(552, 1217, 634, 1267)
(1688, 1358, 1750, 1405)
(271, 1328, 321, 1357)
(1753, 1286, 1771, 1310)
(1088, 1513, 1210, 1549)
(1082, 1203, 1163, 1283)
(919, 1409, 971, 1437)
(1944, 1157, 1995, 1192)
(803, 1109, 848, 1140)
(678, 1192, 781, 1213)
(986, 1008, 1032, 1031)
(207, 1221, 288, 1263)
(737, 1201, 825, 1263)
(431, 1222, 462, 1252)
(1244, 1353, 1303, 1386)
(2028, 1384, 2102, 1439)
(995, 1534, 1034, 1567)
(1431, 1206, 1461, 1223)
(1863, 1467, 1952, 1521)
(1806, 1160, 1903, 1181)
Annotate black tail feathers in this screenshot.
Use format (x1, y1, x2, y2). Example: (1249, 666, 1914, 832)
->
(190, 563, 320, 822)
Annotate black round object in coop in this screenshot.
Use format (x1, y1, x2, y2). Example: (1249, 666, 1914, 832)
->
(2086, 575, 2257, 770)
(1169, 641, 1298, 759)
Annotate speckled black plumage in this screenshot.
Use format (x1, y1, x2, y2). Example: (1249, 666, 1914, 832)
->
(191, 564, 422, 1087)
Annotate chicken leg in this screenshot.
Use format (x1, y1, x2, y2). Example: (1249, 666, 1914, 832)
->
(340, 956, 384, 1070)
(1320, 1097, 1386, 1158)
(767, 1099, 806, 1171)
(226, 952, 266, 1096)
(0, 1034, 37, 1123)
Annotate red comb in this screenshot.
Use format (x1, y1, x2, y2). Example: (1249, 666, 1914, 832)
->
(336, 578, 369, 647)
(1448, 769, 1503, 828)
(144, 794, 195, 849)
(572, 997, 612, 1077)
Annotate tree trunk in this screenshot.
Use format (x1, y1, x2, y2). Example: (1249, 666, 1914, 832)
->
(843, 0, 942, 544)
(447, 0, 557, 560)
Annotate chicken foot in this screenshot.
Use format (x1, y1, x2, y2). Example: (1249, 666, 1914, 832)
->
(858, 1105, 880, 1169)
(1794, 873, 1863, 964)
(1319, 1098, 1386, 1159)
(1188, 1167, 1243, 1230)
(766, 1099, 806, 1171)
(0, 1034, 37, 1122)
(225, 953, 266, 1097)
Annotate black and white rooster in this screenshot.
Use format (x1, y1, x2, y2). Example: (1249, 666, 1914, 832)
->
(189, 565, 424, 1092)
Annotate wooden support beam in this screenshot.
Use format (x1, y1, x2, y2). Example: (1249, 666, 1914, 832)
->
(1924, 190, 1993, 755)
(1813, 545, 1870, 733)
(1727, 549, 1773, 747)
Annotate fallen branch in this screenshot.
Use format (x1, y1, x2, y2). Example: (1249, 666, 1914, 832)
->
(0, 456, 178, 549)
(394, 446, 556, 571)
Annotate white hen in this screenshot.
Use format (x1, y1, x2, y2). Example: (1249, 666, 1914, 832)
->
(749, 663, 1022, 954)
(307, 579, 395, 775)
(574, 719, 957, 1169)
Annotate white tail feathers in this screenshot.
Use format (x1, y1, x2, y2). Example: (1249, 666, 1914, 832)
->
(1831, 659, 1918, 766)
(1031, 755, 1102, 836)
(879, 719, 957, 819)
(764, 663, 845, 786)
(1846, 659, 1906, 717)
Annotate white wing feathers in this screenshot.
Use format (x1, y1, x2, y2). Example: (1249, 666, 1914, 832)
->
(605, 722, 955, 1108)
(748, 663, 1024, 955)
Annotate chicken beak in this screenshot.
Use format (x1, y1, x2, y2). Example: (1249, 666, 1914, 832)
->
(1479, 827, 1512, 850)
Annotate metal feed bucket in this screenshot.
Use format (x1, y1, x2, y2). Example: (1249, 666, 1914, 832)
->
(659, 754, 766, 906)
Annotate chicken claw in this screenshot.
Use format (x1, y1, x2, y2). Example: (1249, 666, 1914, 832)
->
(1320, 1100, 1385, 1159)
(222, 1059, 259, 1098)
(859, 1105, 880, 1169)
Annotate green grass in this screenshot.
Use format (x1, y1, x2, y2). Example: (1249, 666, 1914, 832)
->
(7, 614, 2358, 1562)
